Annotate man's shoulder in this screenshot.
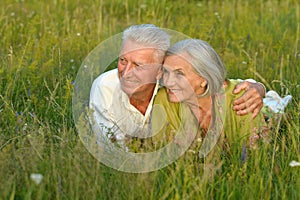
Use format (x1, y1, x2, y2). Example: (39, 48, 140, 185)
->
(93, 68, 119, 88)
(90, 69, 120, 108)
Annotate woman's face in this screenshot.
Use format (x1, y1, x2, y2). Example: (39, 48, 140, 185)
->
(162, 54, 207, 103)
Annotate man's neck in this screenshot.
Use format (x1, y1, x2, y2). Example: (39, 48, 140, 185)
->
(129, 84, 156, 115)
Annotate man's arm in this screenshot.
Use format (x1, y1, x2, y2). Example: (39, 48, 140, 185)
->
(232, 79, 266, 119)
(89, 75, 125, 146)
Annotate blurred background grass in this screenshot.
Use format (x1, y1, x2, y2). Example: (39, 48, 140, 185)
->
(0, 0, 299, 199)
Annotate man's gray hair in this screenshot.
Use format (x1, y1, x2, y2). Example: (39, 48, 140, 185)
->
(166, 39, 227, 95)
(122, 24, 170, 62)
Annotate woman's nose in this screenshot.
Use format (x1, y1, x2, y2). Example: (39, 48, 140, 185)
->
(163, 73, 175, 87)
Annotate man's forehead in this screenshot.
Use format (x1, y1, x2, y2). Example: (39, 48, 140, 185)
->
(121, 40, 158, 53)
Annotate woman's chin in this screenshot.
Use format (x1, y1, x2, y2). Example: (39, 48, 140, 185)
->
(168, 95, 180, 103)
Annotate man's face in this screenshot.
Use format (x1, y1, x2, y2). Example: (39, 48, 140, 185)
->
(118, 40, 162, 97)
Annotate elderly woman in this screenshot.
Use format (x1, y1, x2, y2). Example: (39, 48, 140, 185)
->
(149, 39, 269, 157)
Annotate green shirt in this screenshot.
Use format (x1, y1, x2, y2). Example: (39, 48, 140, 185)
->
(148, 79, 268, 154)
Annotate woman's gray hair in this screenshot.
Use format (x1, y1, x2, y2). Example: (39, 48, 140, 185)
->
(122, 24, 170, 62)
(166, 39, 227, 95)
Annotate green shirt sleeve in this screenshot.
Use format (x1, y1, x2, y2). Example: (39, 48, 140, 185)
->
(224, 79, 269, 149)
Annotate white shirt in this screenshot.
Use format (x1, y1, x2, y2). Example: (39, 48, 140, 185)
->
(89, 69, 159, 145)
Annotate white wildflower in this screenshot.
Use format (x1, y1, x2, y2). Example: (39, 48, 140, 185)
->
(289, 160, 300, 167)
(140, 4, 147, 9)
(23, 123, 28, 131)
(188, 149, 196, 154)
(30, 173, 44, 185)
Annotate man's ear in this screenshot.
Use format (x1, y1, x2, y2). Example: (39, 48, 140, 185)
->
(156, 65, 163, 80)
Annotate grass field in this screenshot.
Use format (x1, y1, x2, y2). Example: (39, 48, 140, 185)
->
(0, 0, 299, 199)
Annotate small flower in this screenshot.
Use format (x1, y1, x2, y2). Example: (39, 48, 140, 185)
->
(76, 33, 81, 36)
(197, 137, 202, 143)
(187, 149, 196, 154)
(30, 173, 43, 185)
(27, 89, 31, 97)
(71, 81, 79, 91)
(289, 160, 300, 167)
(29, 112, 35, 118)
(23, 123, 28, 131)
(140, 4, 147, 9)
(241, 145, 247, 163)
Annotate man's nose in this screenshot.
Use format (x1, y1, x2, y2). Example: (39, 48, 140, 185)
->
(122, 63, 134, 76)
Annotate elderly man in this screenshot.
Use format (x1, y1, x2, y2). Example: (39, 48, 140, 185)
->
(89, 24, 265, 147)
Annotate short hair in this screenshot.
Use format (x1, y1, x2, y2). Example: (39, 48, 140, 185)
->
(122, 24, 170, 62)
(166, 39, 226, 95)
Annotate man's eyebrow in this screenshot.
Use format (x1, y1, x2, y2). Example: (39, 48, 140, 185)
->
(134, 61, 144, 66)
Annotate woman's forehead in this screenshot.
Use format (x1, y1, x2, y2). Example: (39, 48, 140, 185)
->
(164, 54, 193, 70)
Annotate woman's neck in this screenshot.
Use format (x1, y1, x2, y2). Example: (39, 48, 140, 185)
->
(187, 80, 229, 131)
(187, 95, 212, 131)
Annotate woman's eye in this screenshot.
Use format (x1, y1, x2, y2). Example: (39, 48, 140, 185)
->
(162, 67, 168, 74)
(176, 71, 184, 76)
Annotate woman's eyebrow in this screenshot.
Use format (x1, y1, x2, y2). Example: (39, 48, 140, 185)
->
(162, 65, 183, 70)
(174, 68, 184, 72)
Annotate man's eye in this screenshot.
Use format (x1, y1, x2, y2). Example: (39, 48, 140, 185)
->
(135, 65, 144, 70)
(119, 58, 126, 64)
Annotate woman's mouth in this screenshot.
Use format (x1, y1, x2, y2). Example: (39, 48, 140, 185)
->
(167, 88, 180, 95)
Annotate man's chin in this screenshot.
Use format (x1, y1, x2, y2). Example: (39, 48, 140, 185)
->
(121, 87, 136, 96)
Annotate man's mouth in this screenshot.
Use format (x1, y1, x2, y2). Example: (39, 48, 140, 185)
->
(121, 78, 139, 85)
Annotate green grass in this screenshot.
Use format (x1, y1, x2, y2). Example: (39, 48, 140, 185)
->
(0, 0, 299, 199)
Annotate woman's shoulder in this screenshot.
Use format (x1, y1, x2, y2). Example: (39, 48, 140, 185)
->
(224, 79, 244, 99)
(154, 87, 174, 106)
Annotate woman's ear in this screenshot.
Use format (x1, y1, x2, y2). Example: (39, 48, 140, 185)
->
(200, 79, 208, 88)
